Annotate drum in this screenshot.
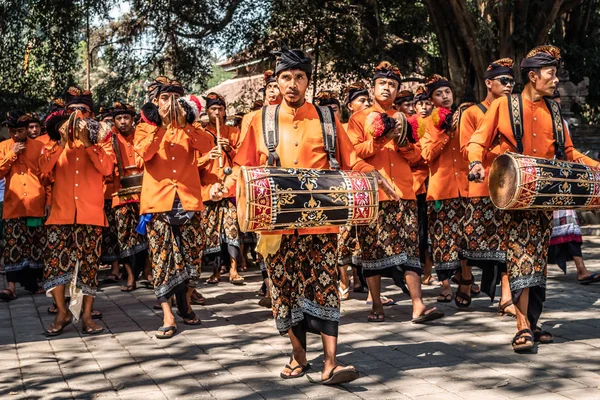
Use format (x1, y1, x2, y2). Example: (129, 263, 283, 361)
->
(489, 152, 600, 210)
(113, 167, 143, 205)
(237, 166, 379, 232)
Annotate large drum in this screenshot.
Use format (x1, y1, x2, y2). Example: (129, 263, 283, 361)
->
(489, 152, 600, 210)
(237, 167, 379, 232)
(113, 166, 143, 205)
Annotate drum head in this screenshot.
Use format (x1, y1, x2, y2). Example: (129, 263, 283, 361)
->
(489, 154, 518, 209)
(236, 168, 249, 232)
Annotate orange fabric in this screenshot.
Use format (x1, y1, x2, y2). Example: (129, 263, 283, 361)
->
(111, 128, 144, 207)
(0, 138, 50, 219)
(459, 100, 494, 197)
(229, 101, 372, 235)
(198, 124, 241, 201)
(421, 109, 469, 200)
(39, 139, 115, 226)
(134, 121, 214, 214)
(346, 104, 421, 201)
(35, 134, 51, 145)
(240, 110, 259, 141)
(410, 116, 429, 195)
(467, 96, 598, 167)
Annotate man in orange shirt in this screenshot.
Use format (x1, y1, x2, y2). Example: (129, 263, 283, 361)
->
(199, 92, 245, 285)
(314, 90, 342, 121)
(459, 58, 516, 316)
(240, 70, 283, 137)
(134, 76, 213, 339)
(467, 46, 598, 352)
(421, 75, 472, 308)
(410, 86, 436, 287)
(347, 62, 444, 325)
(394, 89, 415, 116)
(107, 102, 148, 292)
(226, 47, 394, 384)
(40, 87, 115, 336)
(0, 112, 49, 301)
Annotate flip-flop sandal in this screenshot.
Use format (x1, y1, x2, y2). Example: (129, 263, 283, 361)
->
(338, 284, 350, 301)
(353, 285, 369, 293)
(80, 310, 103, 320)
(280, 361, 311, 379)
(138, 280, 153, 290)
(498, 300, 517, 318)
(411, 307, 445, 324)
(191, 296, 206, 305)
(437, 293, 453, 303)
(258, 297, 272, 308)
(455, 277, 473, 309)
(578, 272, 600, 285)
(229, 277, 245, 285)
(310, 365, 359, 385)
(367, 312, 385, 322)
(206, 277, 220, 285)
(533, 327, 553, 344)
(512, 328, 535, 353)
(44, 319, 72, 337)
(156, 325, 177, 339)
(0, 290, 16, 301)
(82, 325, 104, 335)
(120, 283, 137, 292)
(182, 312, 202, 326)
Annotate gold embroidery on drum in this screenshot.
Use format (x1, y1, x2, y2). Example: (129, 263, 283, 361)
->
(327, 184, 350, 205)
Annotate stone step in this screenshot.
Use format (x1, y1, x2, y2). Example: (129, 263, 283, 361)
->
(580, 224, 600, 236)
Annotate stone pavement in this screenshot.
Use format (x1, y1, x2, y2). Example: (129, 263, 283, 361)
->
(1, 239, 600, 400)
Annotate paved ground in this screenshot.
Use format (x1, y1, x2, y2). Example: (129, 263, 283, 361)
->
(1, 238, 600, 400)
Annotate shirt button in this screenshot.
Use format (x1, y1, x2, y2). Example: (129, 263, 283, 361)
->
(294, 141, 298, 146)
(533, 133, 537, 137)
(293, 160, 298, 164)
(75, 196, 78, 200)
(173, 170, 177, 173)
(23, 193, 27, 196)
(75, 184, 79, 187)
(534, 117, 537, 122)
(76, 157, 79, 161)
(455, 172, 458, 175)
(293, 124, 298, 129)
(390, 163, 394, 167)
(20, 172, 24, 175)
(454, 159, 457, 162)
(170, 143, 174, 147)
(172, 157, 175, 160)
(533, 149, 537, 153)
(452, 148, 456, 151)
(76, 171, 79, 174)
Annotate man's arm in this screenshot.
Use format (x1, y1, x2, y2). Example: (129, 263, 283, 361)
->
(39, 141, 64, 174)
(86, 140, 115, 176)
(134, 123, 166, 162)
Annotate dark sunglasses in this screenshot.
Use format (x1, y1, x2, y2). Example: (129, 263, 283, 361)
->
(68, 106, 91, 113)
(494, 77, 515, 86)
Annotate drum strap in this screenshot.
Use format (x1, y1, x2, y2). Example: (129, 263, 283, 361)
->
(112, 133, 125, 178)
(262, 105, 281, 166)
(476, 103, 488, 114)
(315, 105, 340, 171)
(261, 104, 339, 170)
(543, 97, 566, 160)
(507, 94, 524, 154)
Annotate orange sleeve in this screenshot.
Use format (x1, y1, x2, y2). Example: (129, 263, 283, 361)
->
(39, 141, 64, 174)
(334, 118, 372, 172)
(421, 119, 450, 163)
(0, 145, 17, 179)
(467, 100, 501, 164)
(346, 114, 387, 159)
(459, 108, 478, 161)
(186, 123, 214, 153)
(85, 140, 114, 176)
(225, 123, 261, 193)
(134, 123, 166, 162)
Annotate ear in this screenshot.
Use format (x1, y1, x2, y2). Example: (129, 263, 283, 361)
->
(528, 70, 537, 83)
(485, 79, 493, 90)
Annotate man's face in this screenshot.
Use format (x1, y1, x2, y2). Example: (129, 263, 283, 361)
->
(114, 114, 134, 136)
(277, 69, 309, 106)
(207, 104, 225, 125)
(415, 100, 433, 117)
(397, 101, 415, 116)
(265, 82, 282, 103)
(67, 103, 92, 119)
(531, 66, 559, 97)
(431, 87, 453, 109)
(486, 75, 514, 98)
(329, 104, 342, 121)
(374, 78, 399, 105)
(27, 122, 41, 138)
(10, 127, 28, 142)
(348, 95, 370, 115)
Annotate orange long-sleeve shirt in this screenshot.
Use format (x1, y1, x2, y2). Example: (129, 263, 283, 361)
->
(134, 121, 214, 214)
(0, 138, 50, 219)
(198, 124, 241, 201)
(111, 129, 144, 207)
(229, 101, 372, 235)
(346, 104, 421, 201)
(459, 100, 496, 197)
(466, 96, 598, 168)
(421, 109, 469, 200)
(411, 115, 429, 196)
(40, 139, 115, 226)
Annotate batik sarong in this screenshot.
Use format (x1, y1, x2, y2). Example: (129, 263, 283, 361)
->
(428, 197, 466, 278)
(115, 202, 147, 259)
(100, 199, 119, 263)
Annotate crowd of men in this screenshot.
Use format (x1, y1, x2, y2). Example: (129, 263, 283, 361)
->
(1, 43, 599, 385)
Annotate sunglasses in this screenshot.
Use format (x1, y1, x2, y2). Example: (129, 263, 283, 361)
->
(494, 77, 515, 86)
(68, 106, 91, 113)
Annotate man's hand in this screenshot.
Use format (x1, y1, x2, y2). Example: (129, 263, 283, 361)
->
(372, 170, 399, 200)
(176, 101, 187, 127)
(159, 100, 171, 128)
(12, 142, 26, 155)
(209, 182, 226, 201)
(218, 137, 232, 152)
(208, 146, 222, 160)
(77, 120, 93, 148)
(469, 163, 486, 183)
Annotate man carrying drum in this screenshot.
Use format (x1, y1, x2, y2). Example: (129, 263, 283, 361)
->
(467, 45, 599, 352)
(226, 47, 396, 384)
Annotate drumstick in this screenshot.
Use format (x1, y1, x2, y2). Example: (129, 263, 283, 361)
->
(215, 113, 233, 178)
